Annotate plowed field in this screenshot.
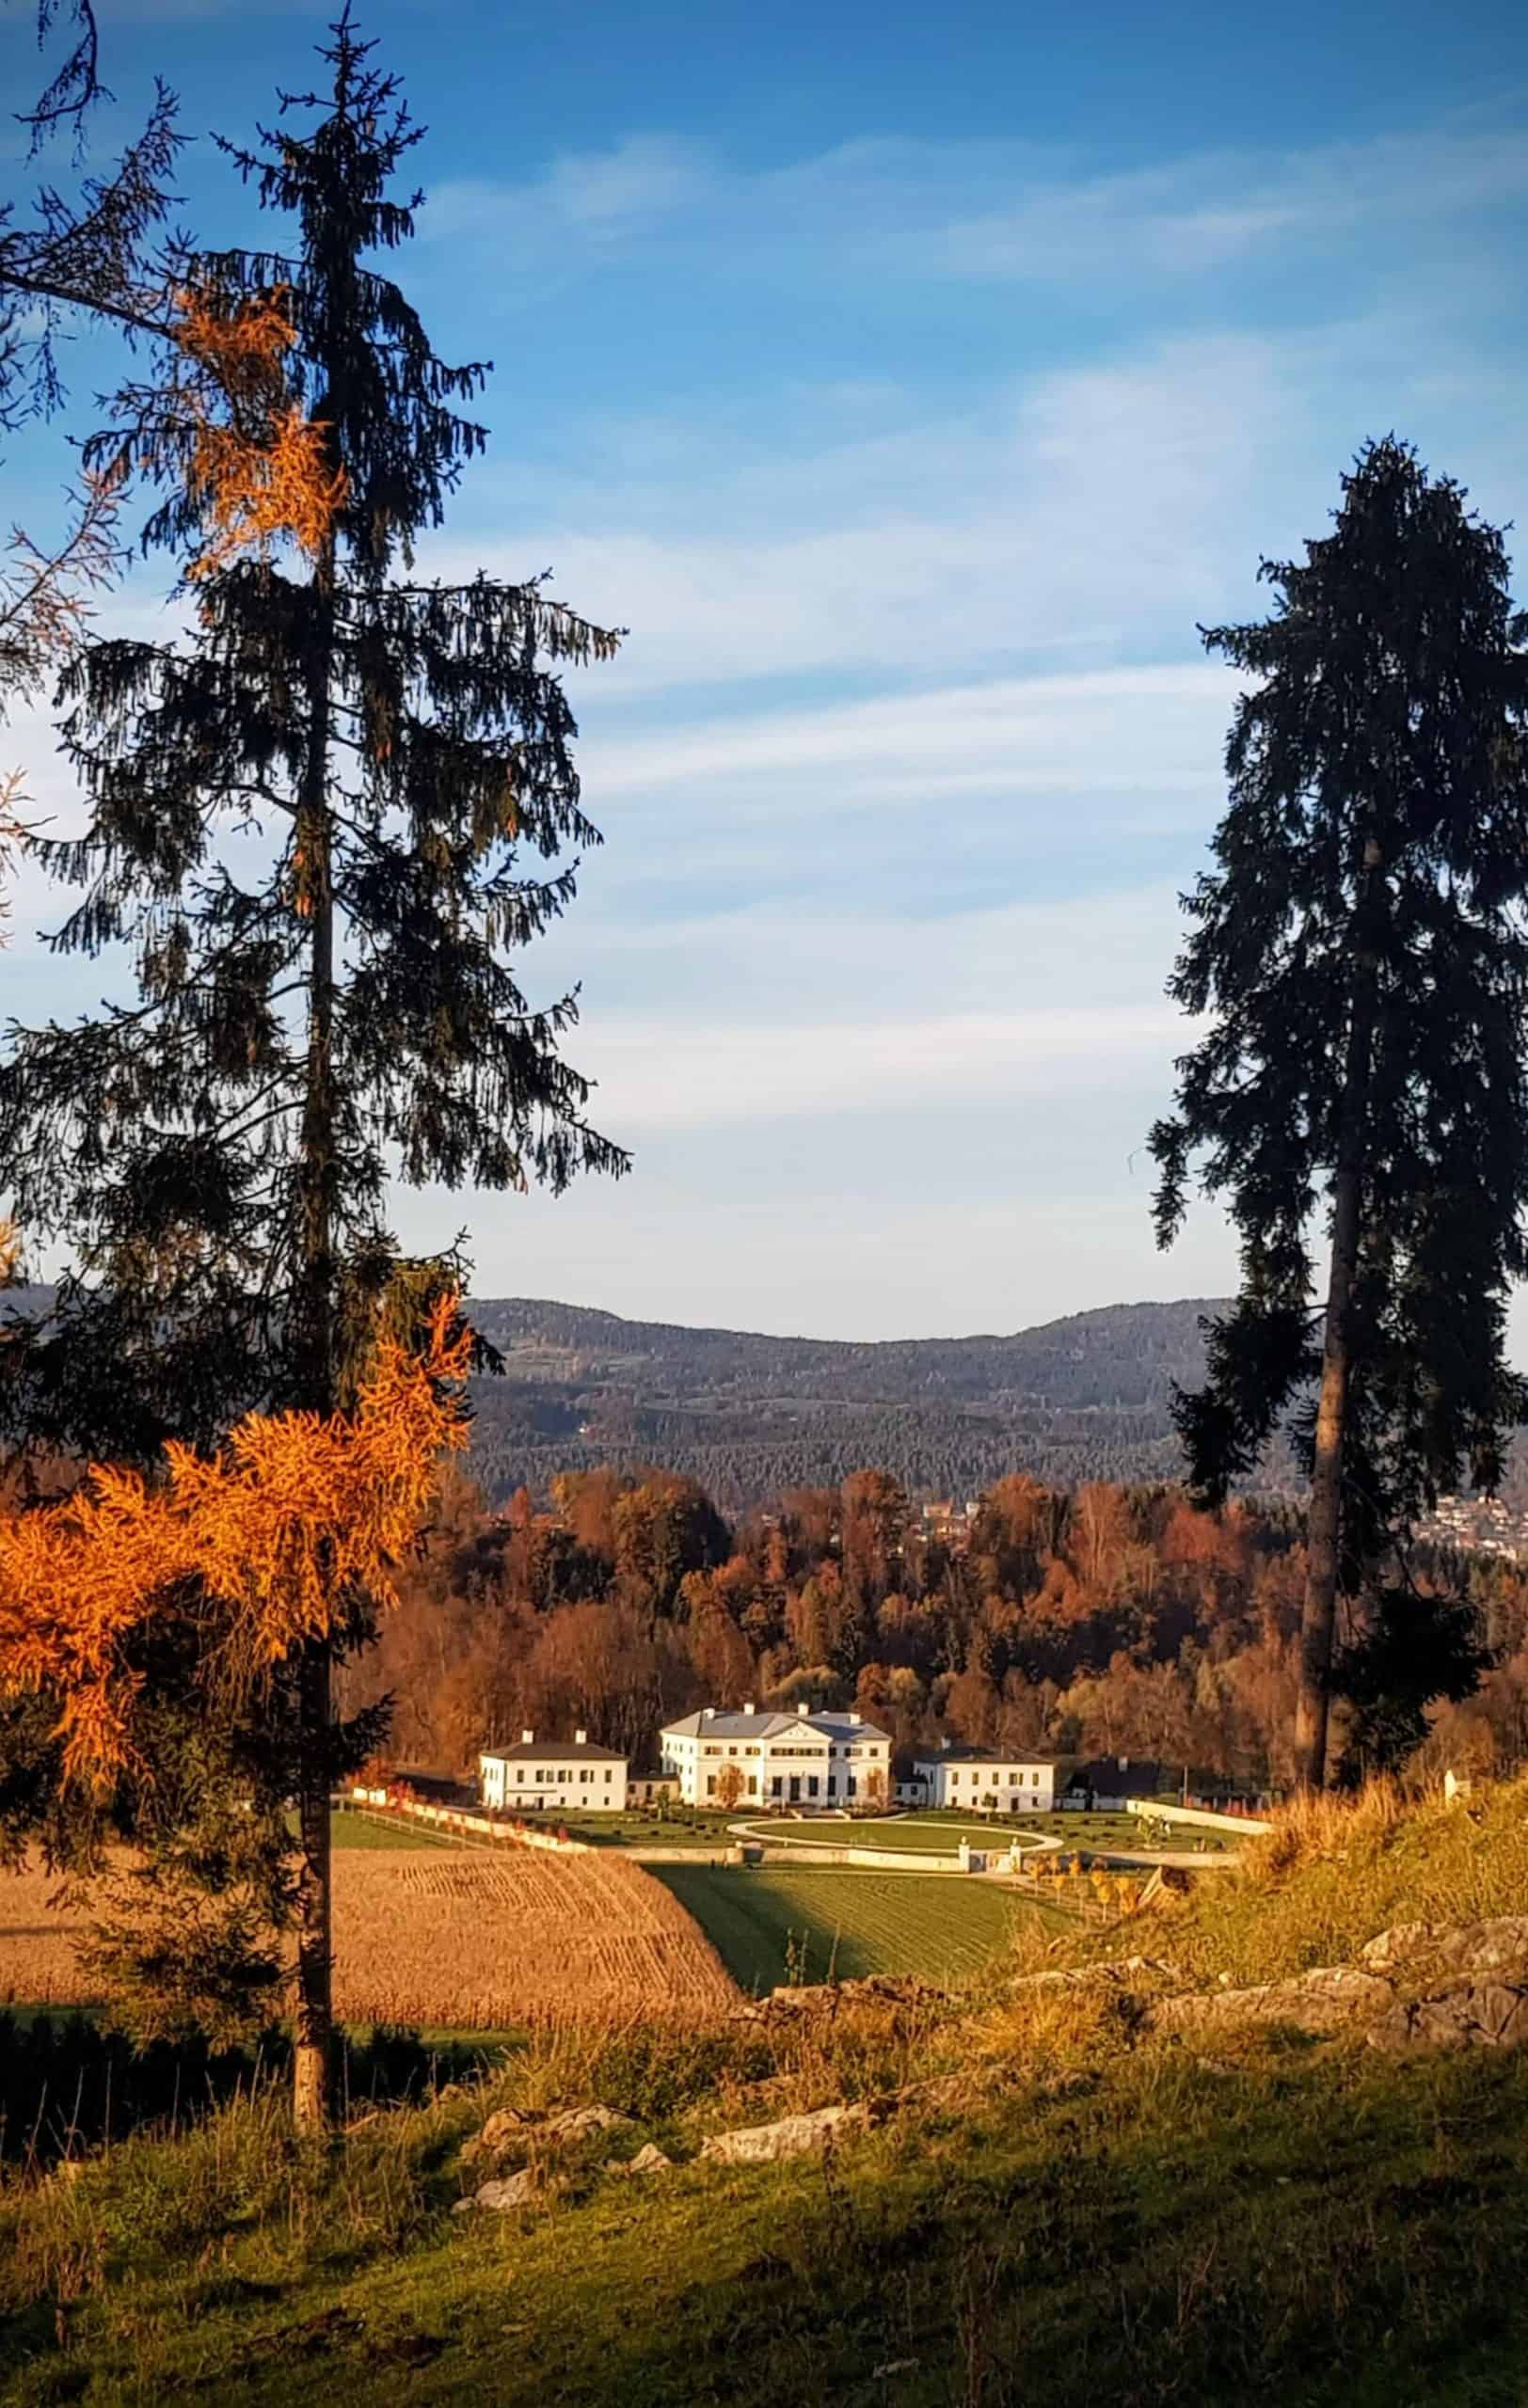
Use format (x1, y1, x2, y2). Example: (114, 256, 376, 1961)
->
(3, 1848, 740, 2030)
(332, 1849, 740, 2028)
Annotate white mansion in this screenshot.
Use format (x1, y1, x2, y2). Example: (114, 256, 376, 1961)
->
(660, 1704, 892, 1809)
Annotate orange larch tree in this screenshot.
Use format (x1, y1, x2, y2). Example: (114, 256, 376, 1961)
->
(0, 1297, 470, 2056)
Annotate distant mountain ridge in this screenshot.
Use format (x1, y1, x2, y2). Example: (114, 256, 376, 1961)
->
(0, 1283, 1237, 1508)
(462, 1293, 1233, 1509)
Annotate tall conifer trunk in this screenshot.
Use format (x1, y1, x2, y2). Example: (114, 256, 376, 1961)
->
(1295, 835, 1382, 1790)
(292, 531, 338, 2130)
(1153, 447, 1528, 1793)
(0, 16, 629, 2116)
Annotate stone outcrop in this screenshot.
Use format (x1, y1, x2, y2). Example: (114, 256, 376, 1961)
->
(606, 2143, 673, 2177)
(461, 2100, 631, 2168)
(454, 2166, 557, 2215)
(698, 2101, 867, 2165)
(730, 1974, 947, 2025)
(1367, 1979, 1528, 2054)
(1009, 1956, 1183, 1997)
(1361, 1917, 1528, 1977)
(1144, 1966, 1392, 2036)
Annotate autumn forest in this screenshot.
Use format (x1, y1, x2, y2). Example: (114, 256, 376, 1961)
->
(357, 1457, 1528, 1796)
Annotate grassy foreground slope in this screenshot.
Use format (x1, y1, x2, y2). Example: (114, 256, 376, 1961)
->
(4, 1780, 1528, 2407)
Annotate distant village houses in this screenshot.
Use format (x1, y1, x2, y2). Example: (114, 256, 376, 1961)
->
(1420, 1493, 1528, 1560)
(918, 1497, 981, 1549)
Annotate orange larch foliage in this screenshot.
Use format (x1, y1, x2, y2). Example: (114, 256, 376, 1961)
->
(0, 1297, 470, 1788)
(169, 281, 348, 578)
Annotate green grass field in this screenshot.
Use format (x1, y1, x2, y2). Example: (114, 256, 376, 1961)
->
(552, 1811, 743, 1852)
(7, 1783, 1528, 2407)
(652, 1862, 1049, 1991)
(738, 1810, 1210, 1854)
(740, 1814, 1045, 1855)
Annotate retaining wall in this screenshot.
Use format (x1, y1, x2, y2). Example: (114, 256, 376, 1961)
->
(1125, 1797, 1272, 1838)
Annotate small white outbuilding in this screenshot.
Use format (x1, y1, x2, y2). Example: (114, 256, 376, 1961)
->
(478, 1729, 629, 1814)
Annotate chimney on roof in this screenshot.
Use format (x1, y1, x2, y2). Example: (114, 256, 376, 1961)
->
(575, 1728, 587, 1746)
(797, 1702, 810, 1717)
(1119, 1754, 1129, 1769)
(742, 1701, 755, 1716)
(521, 1728, 533, 1746)
(700, 1707, 713, 1722)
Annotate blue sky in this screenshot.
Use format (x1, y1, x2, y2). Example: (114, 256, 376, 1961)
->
(3, 0, 1527, 1340)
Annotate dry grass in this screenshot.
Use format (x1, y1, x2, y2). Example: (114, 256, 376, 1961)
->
(331, 1849, 740, 2030)
(1071, 1770, 1528, 1990)
(0, 1860, 93, 2007)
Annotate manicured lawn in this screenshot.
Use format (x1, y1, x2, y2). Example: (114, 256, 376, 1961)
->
(740, 1815, 1045, 1856)
(914, 1810, 1231, 1853)
(737, 1810, 1206, 1854)
(555, 1811, 743, 1852)
(652, 1862, 1052, 1991)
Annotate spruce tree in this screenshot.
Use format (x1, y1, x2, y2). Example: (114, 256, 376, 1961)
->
(1151, 438, 1528, 1787)
(0, 11, 627, 2119)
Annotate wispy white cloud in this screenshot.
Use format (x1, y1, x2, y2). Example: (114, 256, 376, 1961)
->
(425, 135, 715, 247)
(580, 1001, 1182, 1131)
(578, 664, 1235, 809)
(427, 116, 1528, 290)
(900, 128, 1528, 282)
(440, 328, 1317, 703)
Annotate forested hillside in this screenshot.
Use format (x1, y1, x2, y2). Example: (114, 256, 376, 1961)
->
(349, 1454, 1528, 1793)
(463, 1294, 1238, 1505)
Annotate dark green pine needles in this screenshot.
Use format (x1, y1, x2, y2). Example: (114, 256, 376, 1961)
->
(1151, 436, 1528, 1784)
(0, 8, 628, 2112)
(2, 8, 628, 1458)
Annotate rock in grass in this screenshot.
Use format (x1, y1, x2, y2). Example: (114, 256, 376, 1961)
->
(1368, 1979, 1528, 2054)
(606, 2143, 673, 2176)
(459, 2106, 535, 2164)
(1144, 1966, 1392, 2036)
(455, 2166, 557, 2214)
(1009, 1956, 1183, 1996)
(462, 2101, 630, 2167)
(731, 1974, 948, 2024)
(1359, 1922, 1439, 1971)
(1361, 1918, 1528, 1976)
(541, 2104, 632, 2145)
(699, 2102, 867, 2165)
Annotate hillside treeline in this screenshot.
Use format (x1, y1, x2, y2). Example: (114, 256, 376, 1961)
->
(457, 1294, 1297, 1508)
(464, 1393, 1201, 1514)
(343, 1465, 1528, 1790)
